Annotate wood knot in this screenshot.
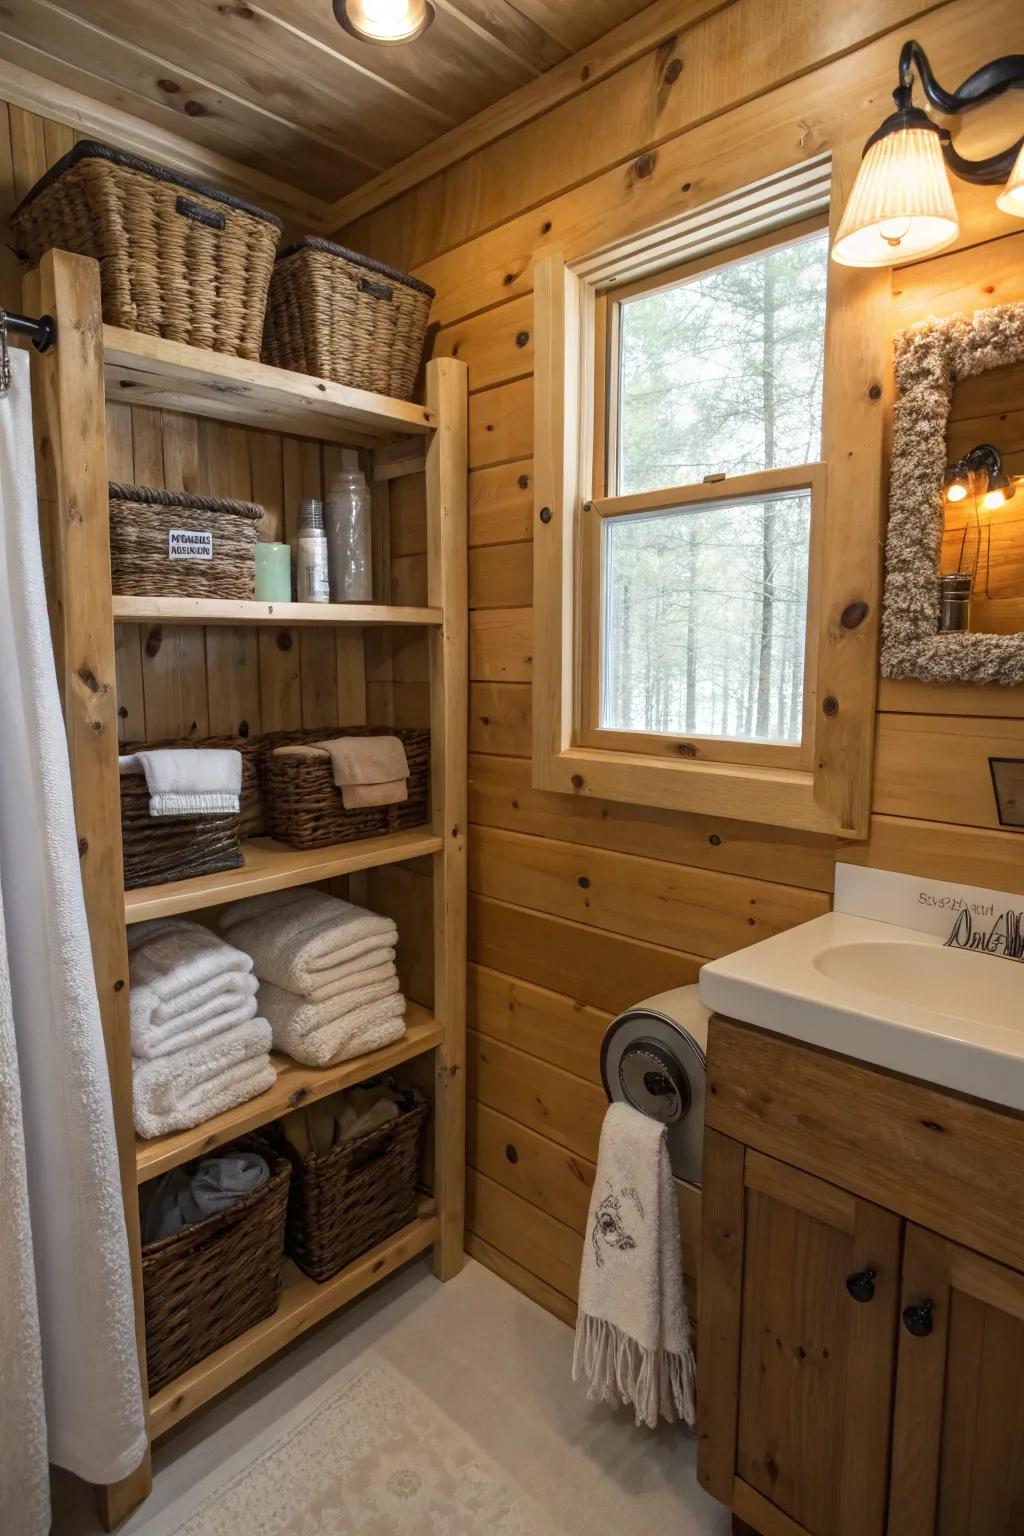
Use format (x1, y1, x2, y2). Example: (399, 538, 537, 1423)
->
(577, 875, 591, 889)
(78, 837, 88, 857)
(277, 631, 293, 651)
(515, 330, 530, 348)
(183, 99, 209, 118)
(156, 78, 180, 94)
(633, 153, 656, 180)
(541, 221, 552, 235)
(663, 58, 683, 84)
(868, 383, 882, 400)
(505, 1144, 518, 1164)
(539, 506, 552, 524)
(145, 625, 162, 658)
(518, 474, 530, 490)
(840, 600, 869, 630)
(113, 979, 125, 992)
(708, 834, 722, 846)
(77, 665, 103, 694)
(822, 695, 839, 717)
(570, 774, 584, 790)
(676, 742, 698, 758)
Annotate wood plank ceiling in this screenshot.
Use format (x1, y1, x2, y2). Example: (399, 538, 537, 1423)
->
(0, 0, 654, 202)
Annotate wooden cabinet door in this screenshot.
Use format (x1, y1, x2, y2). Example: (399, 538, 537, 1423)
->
(888, 1225, 1024, 1536)
(699, 1135, 901, 1536)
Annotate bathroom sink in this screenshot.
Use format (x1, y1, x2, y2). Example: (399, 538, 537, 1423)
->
(699, 911, 1024, 1113)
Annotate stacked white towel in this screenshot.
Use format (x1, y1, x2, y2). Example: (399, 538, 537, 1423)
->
(129, 919, 274, 1139)
(220, 889, 407, 1068)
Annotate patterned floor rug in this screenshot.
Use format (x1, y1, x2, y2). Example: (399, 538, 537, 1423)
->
(168, 1358, 560, 1536)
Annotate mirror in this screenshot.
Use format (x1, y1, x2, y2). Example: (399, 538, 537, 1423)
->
(881, 301, 1024, 686)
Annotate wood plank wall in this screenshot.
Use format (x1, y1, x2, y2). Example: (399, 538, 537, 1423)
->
(335, 0, 1024, 1324)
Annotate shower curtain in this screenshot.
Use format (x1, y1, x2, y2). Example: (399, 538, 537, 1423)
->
(0, 346, 146, 1533)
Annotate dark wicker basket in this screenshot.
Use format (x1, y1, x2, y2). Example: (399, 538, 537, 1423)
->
(141, 1139, 290, 1396)
(276, 1086, 427, 1283)
(262, 238, 434, 400)
(11, 140, 281, 359)
(266, 727, 430, 851)
(123, 734, 265, 839)
(110, 482, 264, 600)
(121, 774, 244, 890)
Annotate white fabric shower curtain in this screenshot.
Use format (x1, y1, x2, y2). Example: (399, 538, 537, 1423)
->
(0, 347, 146, 1533)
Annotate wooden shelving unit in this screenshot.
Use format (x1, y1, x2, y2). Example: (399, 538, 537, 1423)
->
(29, 250, 468, 1526)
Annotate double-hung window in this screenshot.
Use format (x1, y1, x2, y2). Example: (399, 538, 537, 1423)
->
(532, 158, 888, 836)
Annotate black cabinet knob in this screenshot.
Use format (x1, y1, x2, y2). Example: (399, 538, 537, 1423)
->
(902, 1299, 935, 1337)
(845, 1268, 877, 1303)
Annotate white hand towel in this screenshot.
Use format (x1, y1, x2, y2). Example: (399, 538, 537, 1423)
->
(130, 976, 259, 1059)
(261, 986, 406, 1068)
(573, 1102, 695, 1430)
(132, 1016, 274, 1139)
(119, 748, 242, 818)
(220, 888, 397, 994)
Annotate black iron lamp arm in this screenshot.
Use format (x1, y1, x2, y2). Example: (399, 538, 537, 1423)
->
(889, 40, 1024, 185)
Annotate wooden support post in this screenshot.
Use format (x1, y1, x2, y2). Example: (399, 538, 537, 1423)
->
(25, 250, 152, 1526)
(425, 357, 468, 1280)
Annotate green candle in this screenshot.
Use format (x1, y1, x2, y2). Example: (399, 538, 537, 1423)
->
(254, 541, 291, 602)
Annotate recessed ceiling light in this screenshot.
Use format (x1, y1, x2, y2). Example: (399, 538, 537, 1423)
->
(334, 0, 434, 44)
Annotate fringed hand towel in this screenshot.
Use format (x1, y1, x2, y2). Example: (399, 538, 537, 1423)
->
(573, 1102, 695, 1430)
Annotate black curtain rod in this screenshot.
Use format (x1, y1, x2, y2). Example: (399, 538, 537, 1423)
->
(4, 310, 56, 352)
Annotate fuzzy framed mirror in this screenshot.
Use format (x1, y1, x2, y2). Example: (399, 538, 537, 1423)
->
(881, 300, 1024, 685)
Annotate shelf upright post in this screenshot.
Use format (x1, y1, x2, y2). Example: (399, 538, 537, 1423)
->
(424, 357, 469, 1280)
(25, 249, 153, 1527)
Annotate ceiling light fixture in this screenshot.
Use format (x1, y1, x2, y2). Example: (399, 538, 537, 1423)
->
(832, 40, 1024, 268)
(334, 0, 434, 44)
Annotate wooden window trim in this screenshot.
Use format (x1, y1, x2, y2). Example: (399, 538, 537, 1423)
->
(577, 463, 826, 771)
(531, 147, 890, 839)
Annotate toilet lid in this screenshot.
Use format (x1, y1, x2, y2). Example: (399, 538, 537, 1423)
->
(600, 1006, 706, 1187)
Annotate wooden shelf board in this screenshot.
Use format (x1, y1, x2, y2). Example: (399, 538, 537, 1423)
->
(124, 829, 443, 924)
(148, 1208, 439, 1439)
(136, 1006, 442, 1183)
(102, 326, 437, 446)
(112, 595, 442, 628)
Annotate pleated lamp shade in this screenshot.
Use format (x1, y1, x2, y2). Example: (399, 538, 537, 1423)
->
(832, 125, 959, 267)
(996, 142, 1024, 217)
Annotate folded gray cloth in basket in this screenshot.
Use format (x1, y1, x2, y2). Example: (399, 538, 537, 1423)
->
(140, 1152, 270, 1244)
(119, 747, 242, 818)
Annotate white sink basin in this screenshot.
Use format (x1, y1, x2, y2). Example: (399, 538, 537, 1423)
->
(699, 912, 1024, 1112)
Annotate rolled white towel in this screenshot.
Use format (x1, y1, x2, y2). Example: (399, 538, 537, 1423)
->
(119, 747, 242, 818)
(131, 975, 259, 1060)
(261, 985, 406, 1068)
(132, 1016, 274, 1139)
(220, 889, 397, 995)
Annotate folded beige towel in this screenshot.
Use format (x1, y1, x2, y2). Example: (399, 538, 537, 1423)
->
(273, 736, 409, 810)
(219, 889, 397, 997)
(260, 982, 406, 1068)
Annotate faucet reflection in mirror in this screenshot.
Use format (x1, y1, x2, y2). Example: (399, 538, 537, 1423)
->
(831, 39, 1024, 267)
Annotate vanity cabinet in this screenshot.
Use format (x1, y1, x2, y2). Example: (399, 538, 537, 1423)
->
(698, 1015, 1024, 1536)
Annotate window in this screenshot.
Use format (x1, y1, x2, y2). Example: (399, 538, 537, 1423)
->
(585, 224, 829, 765)
(531, 155, 887, 838)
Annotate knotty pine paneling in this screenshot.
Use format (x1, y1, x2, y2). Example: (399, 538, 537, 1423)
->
(334, 0, 1024, 1322)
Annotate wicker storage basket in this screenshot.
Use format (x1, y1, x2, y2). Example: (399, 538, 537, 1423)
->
(141, 1139, 290, 1395)
(11, 140, 281, 359)
(266, 727, 430, 851)
(262, 238, 434, 400)
(121, 775, 244, 890)
(110, 482, 263, 600)
(277, 1085, 427, 1283)
(124, 735, 265, 839)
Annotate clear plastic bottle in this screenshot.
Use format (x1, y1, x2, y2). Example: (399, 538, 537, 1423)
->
(324, 467, 373, 603)
(295, 498, 330, 603)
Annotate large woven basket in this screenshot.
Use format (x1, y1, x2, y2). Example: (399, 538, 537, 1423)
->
(141, 1139, 290, 1395)
(109, 482, 263, 600)
(266, 727, 430, 851)
(262, 238, 434, 400)
(11, 141, 281, 359)
(276, 1086, 426, 1283)
(121, 774, 244, 890)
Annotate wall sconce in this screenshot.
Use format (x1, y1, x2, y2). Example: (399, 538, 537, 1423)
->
(944, 443, 1018, 511)
(832, 40, 1024, 267)
(334, 0, 434, 43)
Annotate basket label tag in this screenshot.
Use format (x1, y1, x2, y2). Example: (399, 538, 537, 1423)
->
(168, 528, 213, 561)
